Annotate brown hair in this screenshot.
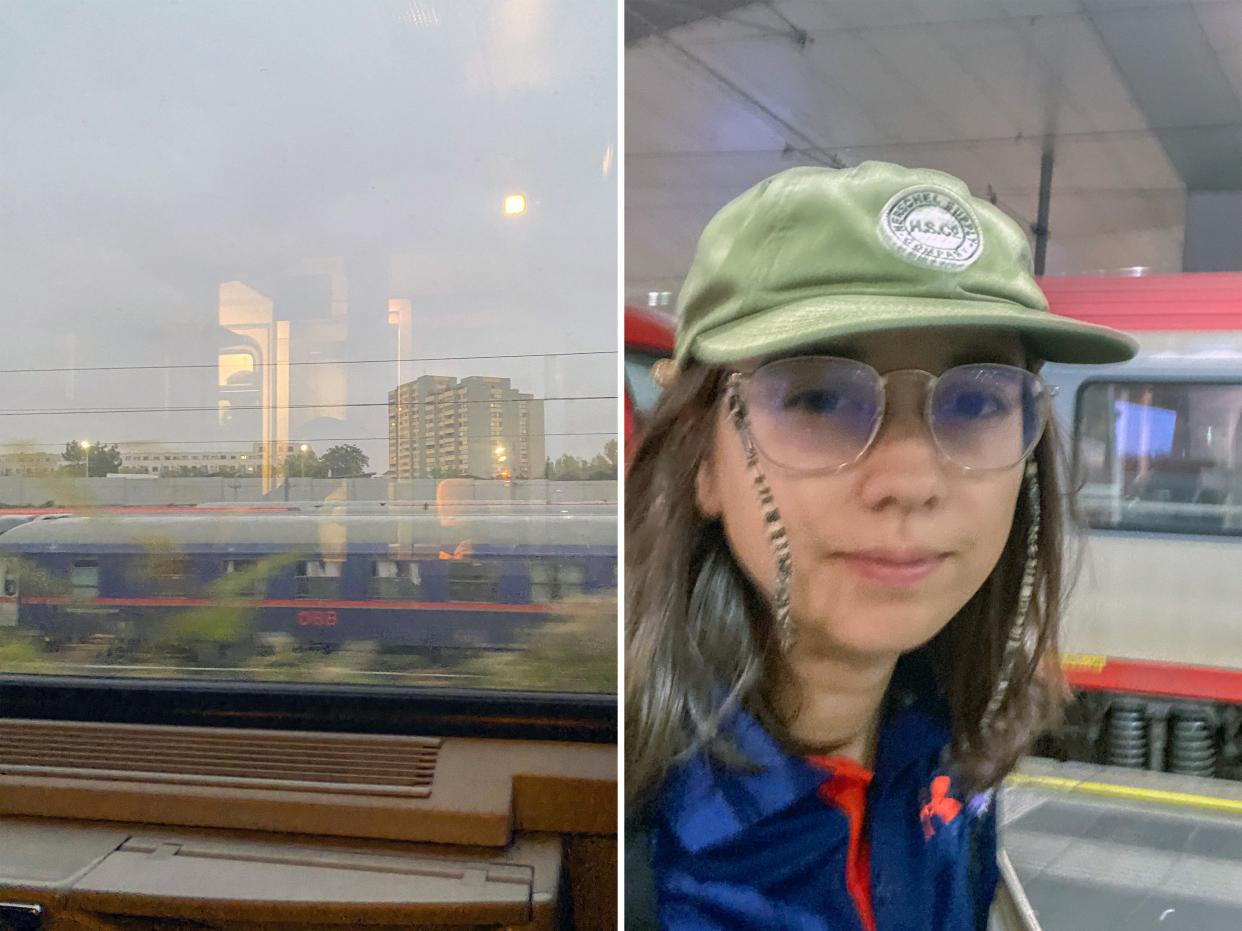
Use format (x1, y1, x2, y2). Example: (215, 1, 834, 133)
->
(625, 362, 1073, 809)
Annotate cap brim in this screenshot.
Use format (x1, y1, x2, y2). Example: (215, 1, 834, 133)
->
(685, 294, 1138, 366)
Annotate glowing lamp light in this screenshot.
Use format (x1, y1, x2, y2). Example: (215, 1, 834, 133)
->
(503, 193, 527, 216)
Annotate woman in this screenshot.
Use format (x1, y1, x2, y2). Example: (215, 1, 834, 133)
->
(625, 161, 1136, 930)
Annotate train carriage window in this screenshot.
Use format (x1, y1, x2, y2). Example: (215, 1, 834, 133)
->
(70, 560, 99, 599)
(150, 556, 197, 598)
(223, 559, 259, 598)
(1076, 380, 1242, 535)
(369, 560, 421, 600)
(295, 560, 342, 600)
(624, 349, 665, 419)
(446, 560, 503, 603)
(530, 561, 587, 602)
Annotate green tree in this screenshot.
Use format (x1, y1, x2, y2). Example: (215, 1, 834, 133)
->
(545, 443, 617, 480)
(320, 444, 370, 478)
(61, 441, 122, 476)
(547, 453, 586, 480)
(282, 450, 327, 479)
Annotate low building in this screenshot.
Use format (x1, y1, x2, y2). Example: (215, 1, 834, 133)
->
(116, 442, 307, 476)
(0, 451, 65, 477)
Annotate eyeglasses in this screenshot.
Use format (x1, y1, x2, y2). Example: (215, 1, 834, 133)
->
(727, 356, 1051, 473)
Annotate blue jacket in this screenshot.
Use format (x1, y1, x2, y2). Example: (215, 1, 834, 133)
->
(648, 653, 998, 930)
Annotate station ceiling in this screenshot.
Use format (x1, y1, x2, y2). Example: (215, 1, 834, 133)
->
(625, 0, 1242, 305)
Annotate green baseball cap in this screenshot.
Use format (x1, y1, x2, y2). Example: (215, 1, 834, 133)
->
(674, 161, 1137, 367)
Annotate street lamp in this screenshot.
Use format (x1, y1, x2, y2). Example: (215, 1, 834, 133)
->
(79, 441, 91, 479)
(503, 193, 527, 216)
(299, 444, 309, 479)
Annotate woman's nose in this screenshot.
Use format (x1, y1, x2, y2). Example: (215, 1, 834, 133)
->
(855, 381, 947, 513)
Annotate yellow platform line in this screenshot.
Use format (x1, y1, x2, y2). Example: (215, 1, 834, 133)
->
(1007, 772, 1242, 816)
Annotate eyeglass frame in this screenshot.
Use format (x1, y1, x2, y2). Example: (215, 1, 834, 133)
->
(724, 356, 1057, 475)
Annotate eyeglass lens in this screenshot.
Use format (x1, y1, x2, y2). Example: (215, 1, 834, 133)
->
(743, 358, 1046, 472)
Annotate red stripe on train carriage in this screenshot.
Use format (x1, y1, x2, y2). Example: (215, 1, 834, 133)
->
(1063, 654, 1242, 705)
(0, 506, 301, 515)
(18, 596, 555, 613)
(1040, 272, 1242, 331)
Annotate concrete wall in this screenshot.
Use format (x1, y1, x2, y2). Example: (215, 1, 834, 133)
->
(0, 477, 617, 507)
(1184, 191, 1242, 272)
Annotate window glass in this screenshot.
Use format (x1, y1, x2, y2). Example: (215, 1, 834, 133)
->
(530, 561, 588, 602)
(0, 2, 616, 693)
(70, 560, 99, 598)
(295, 560, 343, 600)
(223, 559, 260, 599)
(2, 561, 17, 599)
(625, 350, 665, 417)
(150, 556, 197, 597)
(369, 560, 422, 601)
(1076, 381, 1242, 535)
(446, 560, 503, 603)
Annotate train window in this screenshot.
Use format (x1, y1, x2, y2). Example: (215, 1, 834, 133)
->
(369, 560, 422, 601)
(0, 3, 616, 697)
(530, 561, 587, 602)
(295, 560, 342, 600)
(624, 349, 665, 417)
(69, 560, 99, 599)
(223, 559, 259, 598)
(446, 560, 503, 603)
(1076, 380, 1242, 535)
(1, 557, 17, 600)
(151, 556, 197, 597)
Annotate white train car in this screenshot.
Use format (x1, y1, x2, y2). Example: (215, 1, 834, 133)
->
(1041, 273, 1242, 779)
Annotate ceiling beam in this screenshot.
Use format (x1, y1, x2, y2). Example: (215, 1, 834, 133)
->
(626, 0, 761, 45)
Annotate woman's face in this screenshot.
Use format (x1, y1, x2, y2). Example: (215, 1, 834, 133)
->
(695, 327, 1028, 659)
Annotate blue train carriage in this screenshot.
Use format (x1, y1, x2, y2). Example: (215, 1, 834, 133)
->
(0, 512, 618, 654)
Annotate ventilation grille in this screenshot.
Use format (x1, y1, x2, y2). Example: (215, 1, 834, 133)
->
(0, 719, 439, 798)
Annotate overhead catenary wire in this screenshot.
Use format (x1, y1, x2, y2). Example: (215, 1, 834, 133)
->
(0, 349, 615, 377)
(628, 5, 844, 169)
(0, 395, 617, 418)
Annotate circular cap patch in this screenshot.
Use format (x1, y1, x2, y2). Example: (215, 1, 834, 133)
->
(878, 185, 982, 271)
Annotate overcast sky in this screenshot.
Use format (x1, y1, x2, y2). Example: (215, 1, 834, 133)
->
(0, 0, 617, 470)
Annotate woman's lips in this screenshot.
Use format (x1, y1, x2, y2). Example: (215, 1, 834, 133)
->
(838, 550, 949, 587)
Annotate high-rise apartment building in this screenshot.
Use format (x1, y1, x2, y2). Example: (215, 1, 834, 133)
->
(388, 376, 545, 480)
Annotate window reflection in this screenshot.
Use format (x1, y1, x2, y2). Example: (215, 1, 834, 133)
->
(0, 1, 616, 692)
(1077, 381, 1242, 535)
